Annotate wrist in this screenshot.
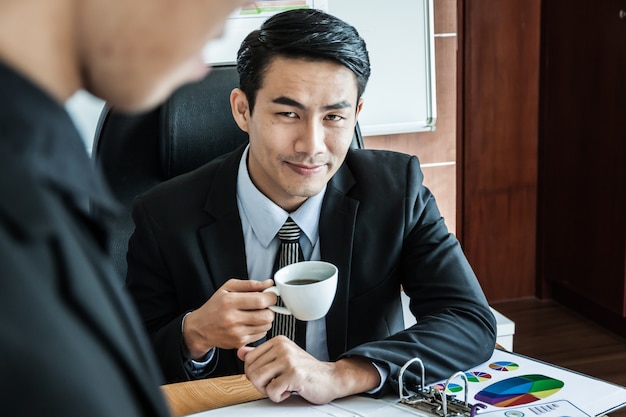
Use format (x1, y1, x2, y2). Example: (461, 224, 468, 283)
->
(332, 357, 381, 397)
(182, 311, 213, 360)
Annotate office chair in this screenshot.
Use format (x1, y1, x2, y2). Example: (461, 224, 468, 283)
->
(92, 64, 364, 280)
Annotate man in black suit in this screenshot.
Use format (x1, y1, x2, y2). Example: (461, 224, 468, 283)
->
(0, 0, 252, 415)
(126, 8, 497, 405)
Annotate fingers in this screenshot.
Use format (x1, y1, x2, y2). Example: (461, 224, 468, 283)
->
(225, 291, 277, 312)
(222, 278, 274, 293)
(265, 378, 294, 403)
(241, 336, 292, 364)
(241, 337, 303, 400)
(210, 308, 273, 348)
(184, 279, 278, 353)
(219, 278, 277, 311)
(236, 322, 273, 347)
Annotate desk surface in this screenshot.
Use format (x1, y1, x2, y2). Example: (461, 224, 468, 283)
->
(160, 349, 625, 417)
(161, 374, 265, 417)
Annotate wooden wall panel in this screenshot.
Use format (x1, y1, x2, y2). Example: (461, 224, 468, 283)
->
(458, 0, 541, 301)
(434, 0, 457, 34)
(365, 23, 458, 234)
(421, 164, 456, 235)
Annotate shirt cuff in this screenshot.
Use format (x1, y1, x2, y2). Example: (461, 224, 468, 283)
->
(181, 311, 217, 375)
(366, 362, 389, 394)
(188, 347, 216, 367)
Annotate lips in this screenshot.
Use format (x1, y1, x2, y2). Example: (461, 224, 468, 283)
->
(285, 161, 325, 176)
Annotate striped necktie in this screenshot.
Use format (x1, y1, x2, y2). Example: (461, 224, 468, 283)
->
(270, 217, 305, 346)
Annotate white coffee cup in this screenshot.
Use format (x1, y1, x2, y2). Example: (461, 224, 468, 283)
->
(263, 261, 338, 321)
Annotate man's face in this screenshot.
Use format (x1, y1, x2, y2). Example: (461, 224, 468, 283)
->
(80, 0, 254, 111)
(231, 56, 363, 212)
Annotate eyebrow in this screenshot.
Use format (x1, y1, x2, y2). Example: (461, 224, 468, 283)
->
(272, 96, 353, 112)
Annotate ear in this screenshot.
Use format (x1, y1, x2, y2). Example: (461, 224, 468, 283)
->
(230, 88, 250, 133)
(355, 97, 364, 120)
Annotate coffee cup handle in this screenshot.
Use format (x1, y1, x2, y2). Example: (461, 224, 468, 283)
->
(263, 286, 291, 315)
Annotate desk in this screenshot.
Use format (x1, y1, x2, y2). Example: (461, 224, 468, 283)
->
(161, 375, 265, 417)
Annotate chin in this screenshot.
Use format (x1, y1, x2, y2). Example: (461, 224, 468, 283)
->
(111, 93, 166, 114)
(113, 80, 182, 113)
(292, 184, 326, 199)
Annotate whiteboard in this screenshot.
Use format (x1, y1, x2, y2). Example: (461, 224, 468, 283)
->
(204, 0, 436, 136)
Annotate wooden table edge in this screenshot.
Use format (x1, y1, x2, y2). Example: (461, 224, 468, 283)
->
(161, 374, 267, 417)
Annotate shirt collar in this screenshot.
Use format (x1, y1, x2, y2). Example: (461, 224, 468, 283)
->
(236, 145, 325, 247)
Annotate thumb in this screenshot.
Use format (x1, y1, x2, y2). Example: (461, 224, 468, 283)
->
(237, 345, 255, 361)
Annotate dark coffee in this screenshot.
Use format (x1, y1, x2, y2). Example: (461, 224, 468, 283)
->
(285, 278, 320, 286)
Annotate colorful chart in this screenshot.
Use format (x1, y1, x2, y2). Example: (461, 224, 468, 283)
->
(465, 371, 492, 382)
(489, 361, 519, 372)
(434, 382, 463, 393)
(475, 374, 564, 407)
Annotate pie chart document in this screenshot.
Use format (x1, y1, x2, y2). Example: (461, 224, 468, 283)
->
(430, 349, 626, 417)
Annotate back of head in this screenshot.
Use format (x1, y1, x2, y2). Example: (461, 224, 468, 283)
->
(236, 8, 371, 112)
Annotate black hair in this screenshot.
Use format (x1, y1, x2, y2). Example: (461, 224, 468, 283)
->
(236, 8, 371, 112)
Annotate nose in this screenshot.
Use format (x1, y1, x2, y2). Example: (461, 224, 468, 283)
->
(294, 119, 326, 155)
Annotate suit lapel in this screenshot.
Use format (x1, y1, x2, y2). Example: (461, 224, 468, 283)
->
(198, 147, 249, 289)
(320, 162, 359, 359)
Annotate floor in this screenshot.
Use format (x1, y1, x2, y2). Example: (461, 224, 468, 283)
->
(491, 297, 626, 416)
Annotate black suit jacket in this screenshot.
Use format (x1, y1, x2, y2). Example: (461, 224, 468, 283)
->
(0, 62, 169, 416)
(127, 144, 497, 395)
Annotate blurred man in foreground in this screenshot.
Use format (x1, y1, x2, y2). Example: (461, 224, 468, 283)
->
(0, 0, 253, 414)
